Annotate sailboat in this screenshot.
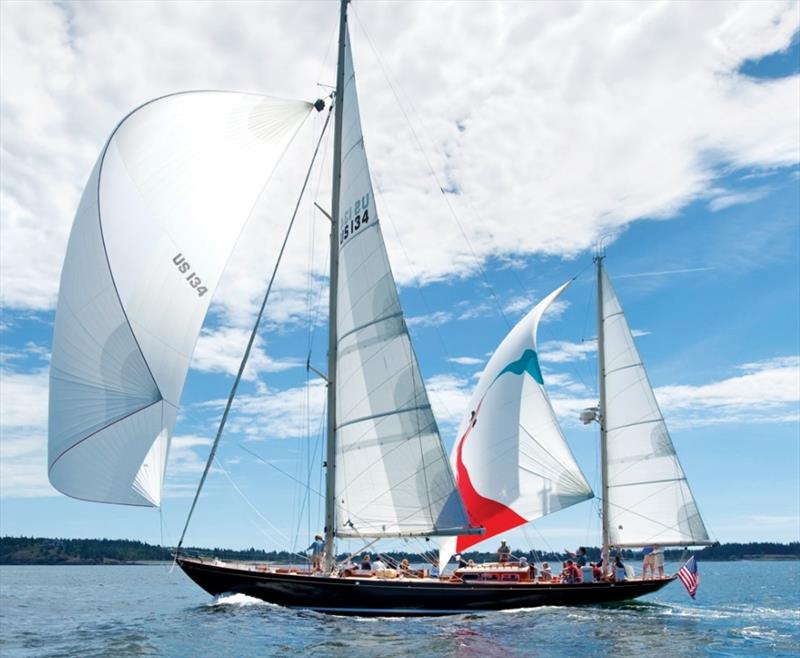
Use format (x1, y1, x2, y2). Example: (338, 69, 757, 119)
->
(47, 1, 712, 615)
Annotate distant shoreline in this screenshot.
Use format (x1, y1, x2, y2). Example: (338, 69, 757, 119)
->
(2, 536, 798, 566)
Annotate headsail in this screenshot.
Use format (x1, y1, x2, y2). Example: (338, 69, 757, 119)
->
(332, 27, 470, 538)
(600, 267, 711, 546)
(440, 283, 593, 565)
(48, 92, 312, 506)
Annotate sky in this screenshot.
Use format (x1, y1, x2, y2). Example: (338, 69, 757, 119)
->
(1, 0, 798, 559)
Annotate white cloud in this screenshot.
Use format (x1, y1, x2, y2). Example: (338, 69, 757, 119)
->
(1, 0, 798, 323)
(425, 373, 474, 434)
(447, 356, 484, 366)
(165, 435, 213, 478)
(190, 327, 301, 381)
(539, 338, 597, 363)
(503, 296, 570, 321)
(204, 379, 328, 441)
(655, 355, 800, 427)
(708, 186, 772, 211)
(547, 355, 800, 429)
(0, 367, 54, 498)
(406, 311, 453, 328)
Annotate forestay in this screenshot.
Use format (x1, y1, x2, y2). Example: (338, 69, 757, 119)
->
(333, 28, 469, 538)
(600, 268, 711, 546)
(48, 92, 312, 506)
(440, 283, 593, 565)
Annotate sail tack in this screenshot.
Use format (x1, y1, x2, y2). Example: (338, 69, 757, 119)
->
(333, 28, 469, 538)
(600, 268, 711, 546)
(48, 92, 312, 506)
(441, 283, 593, 562)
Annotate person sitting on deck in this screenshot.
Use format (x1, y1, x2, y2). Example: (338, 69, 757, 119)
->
(455, 554, 468, 569)
(373, 556, 386, 571)
(360, 553, 372, 571)
(539, 562, 552, 581)
(399, 558, 415, 576)
(497, 540, 511, 563)
(519, 556, 536, 579)
(591, 561, 603, 583)
(429, 558, 440, 578)
(563, 560, 581, 583)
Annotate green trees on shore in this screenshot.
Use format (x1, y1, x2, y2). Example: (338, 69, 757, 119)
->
(1, 536, 797, 565)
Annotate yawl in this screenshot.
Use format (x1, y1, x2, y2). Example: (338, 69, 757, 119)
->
(48, 0, 712, 615)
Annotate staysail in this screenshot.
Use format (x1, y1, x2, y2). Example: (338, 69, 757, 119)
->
(600, 267, 711, 546)
(440, 283, 593, 564)
(48, 92, 312, 506)
(332, 27, 470, 538)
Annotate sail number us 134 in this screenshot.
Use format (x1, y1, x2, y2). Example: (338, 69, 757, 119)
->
(339, 193, 371, 245)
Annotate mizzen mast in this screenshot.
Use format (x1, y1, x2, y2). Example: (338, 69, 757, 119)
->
(595, 253, 611, 573)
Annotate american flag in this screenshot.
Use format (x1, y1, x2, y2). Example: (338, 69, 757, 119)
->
(677, 555, 700, 599)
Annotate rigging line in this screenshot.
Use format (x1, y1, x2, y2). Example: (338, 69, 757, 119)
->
(212, 456, 310, 564)
(350, 9, 511, 331)
(239, 444, 325, 500)
(175, 106, 334, 553)
(599, 489, 702, 539)
(373, 194, 472, 427)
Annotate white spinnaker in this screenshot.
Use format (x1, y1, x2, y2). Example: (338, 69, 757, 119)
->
(49, 92, 312, 506)
(440, 283, 593, 567)
(334, 28, 469, 538)
(600, 268, 710, 546)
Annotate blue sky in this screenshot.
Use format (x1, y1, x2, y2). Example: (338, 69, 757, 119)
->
(1, 1, 798, 557)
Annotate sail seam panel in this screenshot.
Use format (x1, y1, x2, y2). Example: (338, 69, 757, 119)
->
(337, 403, 432, 430)
(605, 362, 645, 377)
(337, 311, 403, 343)
(48, 398, 163, 473)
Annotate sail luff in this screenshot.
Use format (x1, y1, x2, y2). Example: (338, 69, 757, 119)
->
(323, 0, 348, 575)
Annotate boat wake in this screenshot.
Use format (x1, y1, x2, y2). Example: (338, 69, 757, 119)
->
(210, 593, 279, 608)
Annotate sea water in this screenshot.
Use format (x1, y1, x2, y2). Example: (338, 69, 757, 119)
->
(0, 561, 797, 657)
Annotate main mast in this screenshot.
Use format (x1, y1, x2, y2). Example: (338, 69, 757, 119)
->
(595, 254, 610, 573)
(323, 0, 348, 574)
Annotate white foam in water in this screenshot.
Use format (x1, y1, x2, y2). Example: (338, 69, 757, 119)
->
(211, 593, 278, 607)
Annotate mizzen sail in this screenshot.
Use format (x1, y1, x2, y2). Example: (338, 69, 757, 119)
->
(600, 267, 711, 546)
(48, 92, 312, 506)
(332, 27, 469, 538)
(441, 283, 593, 564)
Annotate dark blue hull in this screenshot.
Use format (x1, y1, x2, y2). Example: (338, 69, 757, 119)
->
(177, 556, 674, 616)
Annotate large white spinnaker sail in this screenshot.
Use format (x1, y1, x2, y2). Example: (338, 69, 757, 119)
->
(440, 283, 594, 566)
(333, 27, 470, 538)
(48, 92, 313, 506)
(600, 267, 711, 546)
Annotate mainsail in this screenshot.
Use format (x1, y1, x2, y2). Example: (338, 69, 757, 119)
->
(440, 283, 594, 564)
(332, 27, 470, 538)
(600, 267, 711, 546)
(48, 92, 313, 506)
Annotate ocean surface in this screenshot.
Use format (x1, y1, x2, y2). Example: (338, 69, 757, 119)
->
(1, 561, 798, 657)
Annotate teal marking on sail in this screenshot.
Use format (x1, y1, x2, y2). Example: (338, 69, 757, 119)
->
(494, 349, 544, 385)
